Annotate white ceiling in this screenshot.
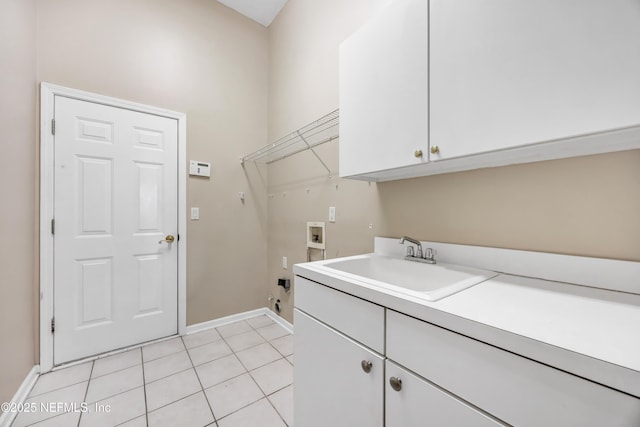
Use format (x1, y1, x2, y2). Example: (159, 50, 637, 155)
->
(217, 0, 289, 27)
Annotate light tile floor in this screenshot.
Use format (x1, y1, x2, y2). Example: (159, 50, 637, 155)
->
(12, 315, 293, 427)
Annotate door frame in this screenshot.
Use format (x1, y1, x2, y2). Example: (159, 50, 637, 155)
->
(39, 82, 188, 372)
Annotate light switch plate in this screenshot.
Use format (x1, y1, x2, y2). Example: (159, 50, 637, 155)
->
(191, 207, 200, 220)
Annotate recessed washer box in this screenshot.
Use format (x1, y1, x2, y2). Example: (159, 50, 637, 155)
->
(189, 160, 211, 177)
(307, 221, 326, 249)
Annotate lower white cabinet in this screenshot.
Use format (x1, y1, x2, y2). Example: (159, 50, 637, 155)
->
(386, 360, 502, 427)
(294, 276, 640, 426)
(294, 277, 504, 427)
(294, 309, 384, 427)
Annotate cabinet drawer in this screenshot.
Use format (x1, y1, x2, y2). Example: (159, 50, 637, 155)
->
(386, 360, 504, 427)
(387, 310, 640, 427)
(295, 276, 385, 353)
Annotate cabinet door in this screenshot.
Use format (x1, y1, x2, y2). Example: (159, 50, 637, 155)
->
(430, 0, 640, 160)
(387, 310, 640, 427)
(294, 309, 384, 427)
(386, 361, 504, 427)
(339, 0, 428, 177)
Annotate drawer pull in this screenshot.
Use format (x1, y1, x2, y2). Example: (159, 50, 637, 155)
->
(389, 376, 402, 391)
(361, 360, 373, 373)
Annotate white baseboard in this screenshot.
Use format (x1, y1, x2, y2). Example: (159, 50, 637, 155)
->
(0, 365, 40, 427)
(184, 307, 294, 335)
(264, 308, 294, 334)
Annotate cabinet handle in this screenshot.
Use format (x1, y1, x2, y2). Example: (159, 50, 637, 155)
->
(414, 150, 423, 158)
(389, 376, 402, 391)
(361, 360, 373, 373)
(430, 145, 440, 154)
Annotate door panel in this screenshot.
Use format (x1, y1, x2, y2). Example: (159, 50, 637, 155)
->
(54, 96, 178, 364)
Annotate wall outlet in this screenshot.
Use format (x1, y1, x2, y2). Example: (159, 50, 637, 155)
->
(282, 256, 288, 269)
(329, 206, 336, 222)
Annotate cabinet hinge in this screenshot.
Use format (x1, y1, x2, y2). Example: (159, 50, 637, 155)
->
(51, 317, 55, 334)
(177, 234, 180, 241)
(51, 218, 55, 235)
(51, 118, 55, 135)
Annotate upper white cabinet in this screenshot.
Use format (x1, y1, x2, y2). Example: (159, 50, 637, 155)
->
(339, 0, 428, 177)
(429, 0, 640, 160)
(339, 0, 640, 181)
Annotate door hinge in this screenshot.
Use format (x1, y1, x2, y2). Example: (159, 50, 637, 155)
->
(51, 118, 55, 135)
(51, 218, 55, 235)
(51, 317, 55, 334)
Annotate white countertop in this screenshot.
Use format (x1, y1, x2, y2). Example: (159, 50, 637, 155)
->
(437, 274, 640, 374)
(293, 238, 640, 398)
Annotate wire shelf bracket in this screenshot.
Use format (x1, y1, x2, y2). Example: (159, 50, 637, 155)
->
(241, 109, 339, 177)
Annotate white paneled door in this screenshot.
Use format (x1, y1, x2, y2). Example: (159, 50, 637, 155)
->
(53, 96, 178, 365)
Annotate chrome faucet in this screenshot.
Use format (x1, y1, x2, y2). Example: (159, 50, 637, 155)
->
(399, 236, 436, 264)
(399, 236, 423, 258)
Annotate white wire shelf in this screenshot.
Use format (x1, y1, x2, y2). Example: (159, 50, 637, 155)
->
(241, 109, 339, 176)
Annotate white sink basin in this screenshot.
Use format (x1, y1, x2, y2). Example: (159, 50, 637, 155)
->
(320, 255, 498, 301)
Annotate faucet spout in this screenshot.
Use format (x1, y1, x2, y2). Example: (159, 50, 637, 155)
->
(399, 236, 421, 247)
(399, 236, 423, 258)
(399, 236, 436, 264)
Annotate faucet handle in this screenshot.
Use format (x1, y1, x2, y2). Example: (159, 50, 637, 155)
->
(406, 246, 414, 257)
(424, 247, 433, 260)
(415, 244, 423, 259)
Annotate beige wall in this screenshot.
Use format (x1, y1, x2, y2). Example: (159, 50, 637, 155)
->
(36, 0, 270, 326)
(267, 0, 387, 322)
(0, 0, 37, 406)
(267, 0, 640, 323)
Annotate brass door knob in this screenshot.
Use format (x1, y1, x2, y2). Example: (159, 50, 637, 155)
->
(414, 150, 423, 158)
(430, 145, 440, 154)
(159, 235, 175, 244)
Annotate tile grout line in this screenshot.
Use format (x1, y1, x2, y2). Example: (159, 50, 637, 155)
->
(185, 314, 276, 352)
(217, 318, 292, 425)
(266, 394, 290, 427)
(140, 348, 150, 427)
(244, 363, 286, 425)
(199, 319, 278, 424)
(251, 317, 293, 427)
(28, 367, 94, 400)
(77, 361, 94, 427)
(89, 350, 143, 380)
(182, 335, 217, 424)
(89, 351, 145, 427)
